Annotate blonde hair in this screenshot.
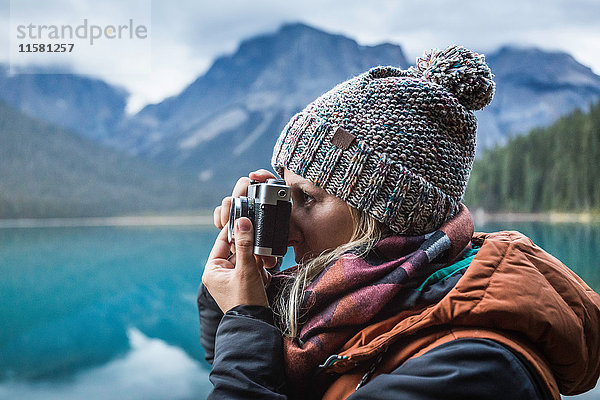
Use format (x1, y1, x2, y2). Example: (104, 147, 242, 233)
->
(275, 206, 391, 338)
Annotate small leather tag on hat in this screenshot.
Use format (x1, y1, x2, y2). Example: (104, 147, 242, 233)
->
(331, 127, 356, 150)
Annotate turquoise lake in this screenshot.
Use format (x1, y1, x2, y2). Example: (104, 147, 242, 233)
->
(0, 222, 599, 399)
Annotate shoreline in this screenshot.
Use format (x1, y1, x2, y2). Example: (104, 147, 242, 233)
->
(472, 210, 600, 225)
(0, 211, 598, 229)
(0, 215, 214, 228)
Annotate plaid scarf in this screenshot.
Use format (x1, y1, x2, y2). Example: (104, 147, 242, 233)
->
(273, 205, 474, 397)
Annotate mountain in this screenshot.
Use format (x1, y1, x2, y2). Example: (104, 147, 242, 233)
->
(0, 100, 219, 218)
(116, 22, 409, 184)
(0, 65, 129, 142)
(114, 25, 600, 184)
(478, 46, 600, 149)
(464, 100, 600, 212)
(3, 23, 600, 198)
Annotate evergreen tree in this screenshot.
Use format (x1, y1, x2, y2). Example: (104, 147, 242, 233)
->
(465, 101, 600, 212)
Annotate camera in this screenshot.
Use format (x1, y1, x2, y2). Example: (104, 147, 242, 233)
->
(228, 179, 292, 257)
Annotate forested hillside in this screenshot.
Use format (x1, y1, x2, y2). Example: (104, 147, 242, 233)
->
(464, 101, 600, 212)
(0, 101, 218, 218)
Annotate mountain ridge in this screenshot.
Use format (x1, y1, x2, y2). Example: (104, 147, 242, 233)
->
(120, 22, 409, 154)
(4, 23, 600, 157)
(0, 65, 129, 142)
(119, 24, 600, 183)
(2, 22, 600, 206)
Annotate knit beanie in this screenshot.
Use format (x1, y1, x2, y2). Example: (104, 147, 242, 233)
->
(271, 45, 495, 235)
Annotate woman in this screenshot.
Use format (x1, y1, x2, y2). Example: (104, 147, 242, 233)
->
(199, 45, 600, 400)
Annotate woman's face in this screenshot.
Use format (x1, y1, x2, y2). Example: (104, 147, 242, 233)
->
(283, 168, 355, 264)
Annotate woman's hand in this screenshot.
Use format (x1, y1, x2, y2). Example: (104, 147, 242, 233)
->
(202, 217, 270, 313)
(213, 169, 278, 230)
(212, 169, 279, 270)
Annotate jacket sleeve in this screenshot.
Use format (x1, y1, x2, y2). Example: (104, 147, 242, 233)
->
(207, 305, 287, 400)
(197, 283, 224, 364)
(347, 338, 547, 400)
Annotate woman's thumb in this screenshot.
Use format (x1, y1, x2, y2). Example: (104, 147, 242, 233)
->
(234, 217, 255, 266)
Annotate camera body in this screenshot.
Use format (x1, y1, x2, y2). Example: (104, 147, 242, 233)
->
(228, 179, 292, 257)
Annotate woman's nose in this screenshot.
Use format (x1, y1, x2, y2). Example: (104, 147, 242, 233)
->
(287, 207, 301, 244)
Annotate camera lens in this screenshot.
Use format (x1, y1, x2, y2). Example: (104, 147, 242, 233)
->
(227, 196, 255, 243)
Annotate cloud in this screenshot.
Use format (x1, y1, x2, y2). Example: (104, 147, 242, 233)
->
(1, 0, 599, 112)
(0, 328, 212, 400)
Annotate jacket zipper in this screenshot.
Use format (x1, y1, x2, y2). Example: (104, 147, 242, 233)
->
(355, 348, 388, 391)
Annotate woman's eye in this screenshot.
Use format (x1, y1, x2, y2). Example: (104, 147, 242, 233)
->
(302, 191, 315, 204)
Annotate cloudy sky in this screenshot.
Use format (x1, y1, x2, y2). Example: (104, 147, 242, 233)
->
(1, 0, 599, 113)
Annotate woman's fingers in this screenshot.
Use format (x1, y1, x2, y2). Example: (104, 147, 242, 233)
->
(254, 256, 271, 288)
(203, 218, 269, 312)
(232, 218, 268, 305)
(232, 177, 251, 198)
(215, 170, 277, 230)
(232, 218, 255, 270)
(214, 197, 232, 230)
(219, 197, 232, 229)
(258, 255, 278, 270)
(249, 169, 277, 181)
(207, 226, 233, 263)
(213, 205, 222, 229)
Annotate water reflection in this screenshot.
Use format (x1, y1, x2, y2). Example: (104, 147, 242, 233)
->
(0, 329, 211, 400)
(0, 226, 215, 383)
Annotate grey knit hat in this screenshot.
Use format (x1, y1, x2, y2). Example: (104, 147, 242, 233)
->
(271, 45, 495, 235)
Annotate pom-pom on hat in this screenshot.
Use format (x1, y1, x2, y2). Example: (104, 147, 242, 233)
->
(272, 45, 495, 235)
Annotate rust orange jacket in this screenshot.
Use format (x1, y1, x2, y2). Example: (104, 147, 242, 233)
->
(321, 231, 600, 400)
